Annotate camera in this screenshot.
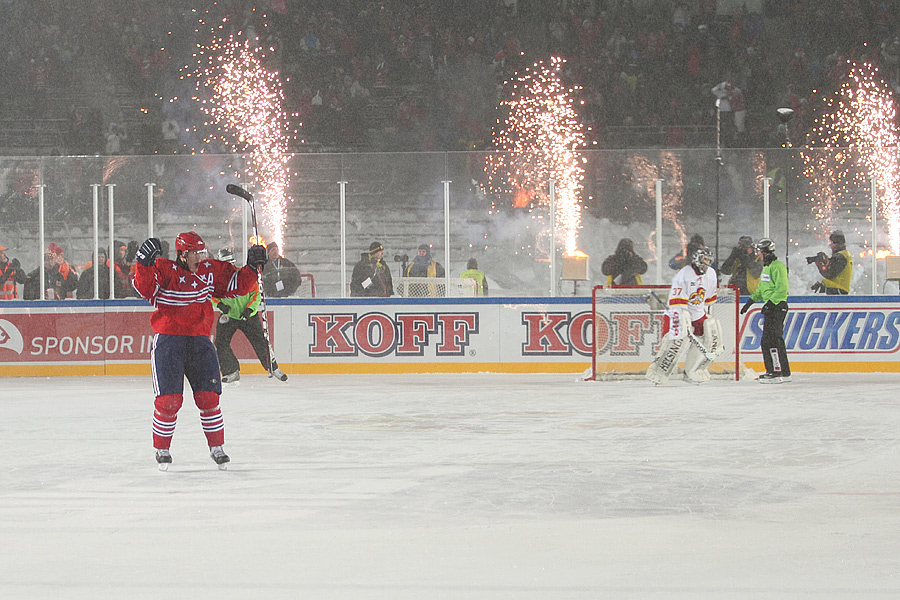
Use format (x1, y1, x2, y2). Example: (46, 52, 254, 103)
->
(394, 254, 408, 263)
(806, 252, 827, 265)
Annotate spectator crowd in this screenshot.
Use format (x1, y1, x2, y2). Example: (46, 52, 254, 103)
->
(0, 0, 898, 155)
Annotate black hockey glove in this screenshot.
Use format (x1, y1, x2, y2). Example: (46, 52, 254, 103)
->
(10, 258, 20, 271)
(247, 244, 268, 272)
(135, 238, 162, 267)
(740, 298, 754, 314)
(240, 307, 253, 320)
(218, 302, 228, 314)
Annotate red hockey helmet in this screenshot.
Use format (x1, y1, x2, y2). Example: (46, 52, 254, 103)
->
(175, 231, 206, 253)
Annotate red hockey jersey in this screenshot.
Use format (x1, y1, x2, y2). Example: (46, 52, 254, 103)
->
(133, 257, 260, 337)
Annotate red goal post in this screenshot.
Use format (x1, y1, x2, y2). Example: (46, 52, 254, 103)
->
(590, 284, 742, 381)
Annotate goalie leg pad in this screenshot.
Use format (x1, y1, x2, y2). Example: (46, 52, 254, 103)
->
(685, 317, 724, 382)
(683, 343, 710, 382)
(701, 317, 725, 361)
(646, 335, 688, 384)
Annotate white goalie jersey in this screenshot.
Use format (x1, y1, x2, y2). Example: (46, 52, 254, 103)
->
(666, 265, 718, 325)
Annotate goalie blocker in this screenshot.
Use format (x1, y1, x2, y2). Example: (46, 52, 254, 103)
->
(590, 285, 741, 382)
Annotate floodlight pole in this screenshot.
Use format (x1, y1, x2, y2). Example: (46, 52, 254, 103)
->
(655, 179, 663, 284)
(777, 108, 796, 271)
(714, 98, 722, 267)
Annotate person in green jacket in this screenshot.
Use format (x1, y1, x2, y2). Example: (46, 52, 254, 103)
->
(212, 248, 287, 383)
(741, 238, 791, 384)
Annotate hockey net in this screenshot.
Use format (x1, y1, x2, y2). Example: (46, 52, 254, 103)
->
(590, 284, 742, 381)
(395, 277, 478, 298)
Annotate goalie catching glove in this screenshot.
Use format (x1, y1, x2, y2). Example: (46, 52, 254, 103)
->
(135, 238, 162, 267)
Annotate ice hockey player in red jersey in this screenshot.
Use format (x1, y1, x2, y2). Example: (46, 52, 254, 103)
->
(132, 231, 268, 470)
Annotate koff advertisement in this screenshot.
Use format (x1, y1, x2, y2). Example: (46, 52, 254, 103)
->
(1, 296, 899, 376)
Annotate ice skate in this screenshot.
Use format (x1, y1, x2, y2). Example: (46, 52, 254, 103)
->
(155, 448, 172, 471)
(222, 371, 240, 384)
(210, 445, 230, 470)
(758, 372, 783, 384)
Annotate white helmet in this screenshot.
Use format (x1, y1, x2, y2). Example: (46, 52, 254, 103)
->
(755, 238, 775, 253)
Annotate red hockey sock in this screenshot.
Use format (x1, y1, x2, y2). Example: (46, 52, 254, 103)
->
(152, 393, 183, 449)
(195, 391, 224, 447)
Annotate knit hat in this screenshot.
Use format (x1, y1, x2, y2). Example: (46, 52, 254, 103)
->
(369, 241, 384, 254)
(48, 242, 63, 255)
(738, 235, 753, 248)
(830, 230, 846, 245)
(616, 238, 634, 253)
(418, 244, 430, 252)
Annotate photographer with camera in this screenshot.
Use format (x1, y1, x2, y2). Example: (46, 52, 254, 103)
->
(807, 230, 851, 295)
(719, 235, 762, 295)
(351, 241, 394, 297)
(602, 238, 647, 287)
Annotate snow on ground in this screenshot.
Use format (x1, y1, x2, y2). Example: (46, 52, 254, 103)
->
(2, 373, 899, 599)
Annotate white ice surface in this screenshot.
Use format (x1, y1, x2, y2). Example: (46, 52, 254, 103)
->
(2, 373, 899, 599)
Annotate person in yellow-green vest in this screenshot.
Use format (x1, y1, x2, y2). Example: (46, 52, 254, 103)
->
(460, 258, 489, 296)
(811, 230, 851, 295)
(602, 238, 647, 286)
(719, 235, 762, 295)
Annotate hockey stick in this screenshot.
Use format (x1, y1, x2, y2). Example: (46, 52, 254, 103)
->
(687, 331, 716, 360)
(226, 184, 276, 376)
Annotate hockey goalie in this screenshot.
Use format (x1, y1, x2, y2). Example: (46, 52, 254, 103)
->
(646, 245, 725, 384)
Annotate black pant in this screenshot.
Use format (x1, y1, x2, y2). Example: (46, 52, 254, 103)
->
(761, 301, 790, 375)
(214, 314, 274, 375)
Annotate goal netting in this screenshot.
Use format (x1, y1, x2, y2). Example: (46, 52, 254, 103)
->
(591, 284, 742, 381)
(395, 277, 478, 298)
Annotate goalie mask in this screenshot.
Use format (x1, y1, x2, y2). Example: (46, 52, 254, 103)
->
(691, 246, 713, 274)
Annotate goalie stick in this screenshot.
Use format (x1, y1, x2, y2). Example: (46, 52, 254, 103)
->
(687, 330, 719, 361)
(226, 183, 276, 377)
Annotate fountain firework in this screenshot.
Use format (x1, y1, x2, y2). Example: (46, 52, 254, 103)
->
(484, 56, 586, 256)
(802, 60, 900, 253)
(185, 7, 297, 248)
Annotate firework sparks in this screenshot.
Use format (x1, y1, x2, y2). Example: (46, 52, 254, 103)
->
(802, 60, 900, 253)
(484, 56, 586, 256)
(627, 152, 685, 256)
(187, 10, 297, 248)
